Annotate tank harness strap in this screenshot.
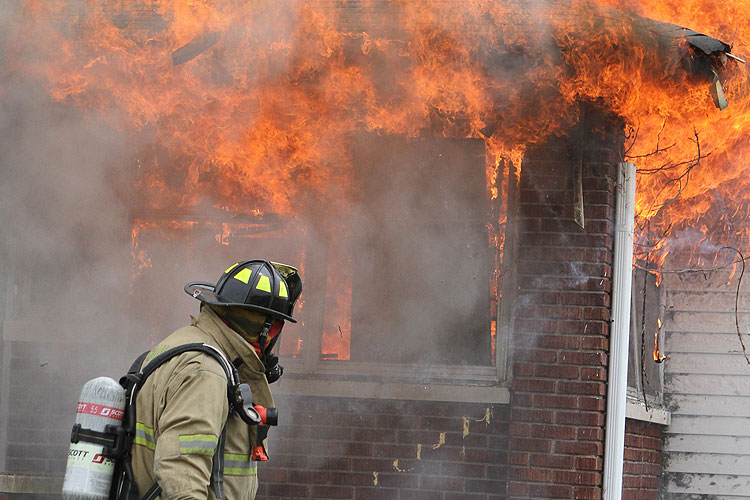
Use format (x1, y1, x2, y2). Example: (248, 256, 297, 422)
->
(118, 343, 239, 500)
(209, 426, 228, 499)
(70, 423, 126, 458)
(140, 482, 161, 500)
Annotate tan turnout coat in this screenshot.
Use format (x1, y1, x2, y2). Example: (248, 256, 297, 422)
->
(131, 306, 274, 500)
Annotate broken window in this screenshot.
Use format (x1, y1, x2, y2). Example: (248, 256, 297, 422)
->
(627, 268, 665, 405)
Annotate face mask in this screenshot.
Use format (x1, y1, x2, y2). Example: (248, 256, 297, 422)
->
(211, 306, 267, 343)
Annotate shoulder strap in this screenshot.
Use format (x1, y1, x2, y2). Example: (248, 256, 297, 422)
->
(112, 343, 239, 500)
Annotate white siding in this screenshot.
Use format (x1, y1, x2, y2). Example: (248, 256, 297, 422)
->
(662, 271, 750, 498)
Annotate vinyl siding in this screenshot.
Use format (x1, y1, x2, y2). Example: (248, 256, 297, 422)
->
(662, 271, 750, 499)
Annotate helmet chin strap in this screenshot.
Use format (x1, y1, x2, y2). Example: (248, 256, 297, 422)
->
(258, 317, 283, 367)
(258, 318, 272, 361)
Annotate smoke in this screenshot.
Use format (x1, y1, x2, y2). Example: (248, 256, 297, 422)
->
(0, 0, 624, 477)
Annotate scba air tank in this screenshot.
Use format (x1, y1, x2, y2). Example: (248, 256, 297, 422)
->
(63, 377, 126, 500)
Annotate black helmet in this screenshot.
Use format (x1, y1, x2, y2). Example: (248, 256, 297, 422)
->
(185, 260, 302, 322)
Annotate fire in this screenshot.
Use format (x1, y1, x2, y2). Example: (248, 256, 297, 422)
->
(9, 0, 750, 358)
(653, 317, 666, 362)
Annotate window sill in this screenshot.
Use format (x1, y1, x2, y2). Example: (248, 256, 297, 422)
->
(273, 377, 510, 404)
(625, 398, 671, 425)
(0, 474, 62, 494)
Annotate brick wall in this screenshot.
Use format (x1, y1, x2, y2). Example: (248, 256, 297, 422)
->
(506, 116, 619, 500)
(260, 396, 509, 500)
(623, 418, 663, 500)
(0, 341, 120, 476)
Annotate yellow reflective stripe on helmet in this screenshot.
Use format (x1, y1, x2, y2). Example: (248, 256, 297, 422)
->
(234, 268, 252, 284)
(134, 422, 156, 450)
(256, 275, 271, 292)
(223, 453, 258, 476)
(179, 434, 218, 455)
(225, 263, 239, 274)
(278, 281, 288, 298)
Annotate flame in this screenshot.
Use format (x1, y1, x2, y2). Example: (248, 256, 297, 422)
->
(11, 0, 750, 358)
(653, 318, 666, 362)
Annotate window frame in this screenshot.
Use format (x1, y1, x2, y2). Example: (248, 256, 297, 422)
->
(275, 149, 520, 403)
(626, 267, 666, 409)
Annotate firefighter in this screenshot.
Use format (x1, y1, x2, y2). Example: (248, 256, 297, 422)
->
(130, 259, 301, 500)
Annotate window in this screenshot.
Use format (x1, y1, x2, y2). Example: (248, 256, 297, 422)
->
(128, 134, 514, 400)
(627, 268, 665, 407)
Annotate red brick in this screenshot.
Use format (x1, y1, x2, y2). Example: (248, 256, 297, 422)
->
(559, 351, 607, 366)
(624, 434, 643, 448)
(374, 473, 420, 489)
(556, 440, 603, 456)
(574, 486, 602, 499)
(509, 452, 529, 466)
(509, 423, 531, 436)
(310, 485, 354, 498)
(509, 437, 552, 453)
(528, 483, 573, 498)
(576, 456, 603, 470)
(583, 307, 610, 321)
(622, 475, 640, 488)
(515, 348, 557, 363)
(535, 364, 580, 379)
(624, 448, 642, 461)
(288, 470, 331, 484)
(581, 367, 607, 381)
(529, 424, 577, 440)
(464, 479, 506, 494)
(528, 453, 575, 469)
(578, 396, 606, 411)
(643, 437, 662, 450)
(581, 336, 609, 350)
(513, 362, 535, 377)
(536, 335, 581, 349)
(578, 427, 604, 441)
(552, 470, 600, 486)
(266, 484, 309, 497)
(512, 378, 557, 393)
(396, 490, 445, 500)
(511, 467, 551, 482)
(506, 482, 529, 497)
(511, 408, 555, 423)
(514, 318, 558, 334)
(356, 487, 400, 500)
(558, 381, 607, 396)
(418, 475, 463, 491)
(555, 411, 605, 427)
(532, 394, 578, 409)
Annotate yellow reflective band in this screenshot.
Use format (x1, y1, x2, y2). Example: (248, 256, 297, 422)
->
(256, 275, 271, 293)
(134, 422, 156, 450)
(225, 263, 239, 274)
(224, 466, 258, 476)
(234, 268, 252, 284)
(179, 434, 218, 455)
(224, 453, 258, 476)
(278, 281, 288, 298)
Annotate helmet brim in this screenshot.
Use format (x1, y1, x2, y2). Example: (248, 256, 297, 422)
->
(184, 282, 297, 323)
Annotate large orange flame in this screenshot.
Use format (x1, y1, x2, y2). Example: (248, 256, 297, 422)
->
(8, 0, 750, 358)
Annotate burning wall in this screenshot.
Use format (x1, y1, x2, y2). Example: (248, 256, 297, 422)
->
(3, 0, 747, 359)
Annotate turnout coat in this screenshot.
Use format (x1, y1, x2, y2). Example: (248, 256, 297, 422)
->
(131, 306, 274, 500)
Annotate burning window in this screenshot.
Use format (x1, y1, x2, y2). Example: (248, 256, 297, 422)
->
(128, 133, 510, 377)
(346, 134, 494, 366)
(627, 268, 665, 405)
